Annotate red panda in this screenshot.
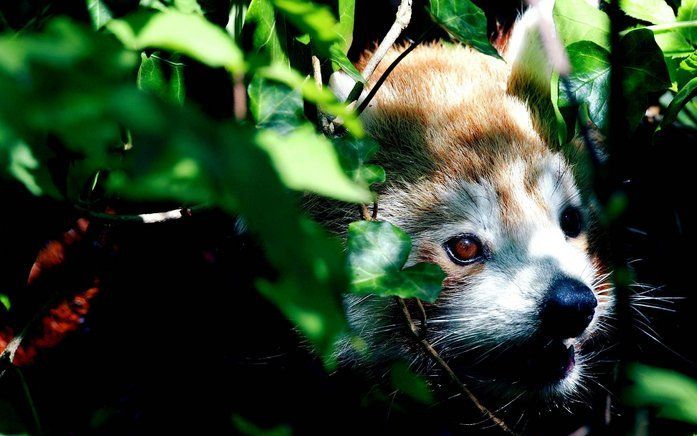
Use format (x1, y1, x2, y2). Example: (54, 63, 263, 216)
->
(328, 0, 614, 418)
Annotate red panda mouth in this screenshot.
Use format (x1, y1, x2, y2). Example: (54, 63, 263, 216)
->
(525, 341, 576, 383)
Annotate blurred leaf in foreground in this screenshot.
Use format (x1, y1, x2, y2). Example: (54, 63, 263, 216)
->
(626, 363, 697, 424)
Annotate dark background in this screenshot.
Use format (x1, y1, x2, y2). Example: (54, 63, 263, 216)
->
(0, 0, 695, 434)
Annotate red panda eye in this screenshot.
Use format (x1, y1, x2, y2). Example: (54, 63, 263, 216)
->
(560, 206, 583, 238)
(444, 234, 484, 265)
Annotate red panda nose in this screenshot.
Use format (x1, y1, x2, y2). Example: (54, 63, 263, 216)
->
(540, 277, 597, 339)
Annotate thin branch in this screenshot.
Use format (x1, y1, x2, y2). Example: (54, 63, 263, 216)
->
(75, 205, 205, 224)
(396, 297, 516, 435)
(621, 19, 697, 35)
(233, 73, 247, 121)
(15, 367, 42, 435)
(346, 0, 413, 104)
(312, 55, 334, 136)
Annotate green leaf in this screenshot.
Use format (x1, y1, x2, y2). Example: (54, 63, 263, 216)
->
(676, 49, 697, 88)
(257, 62, 364, 136)
(248, 75, 305, 133)
(654, 31, 694, 58)
(560, 30, 670, 133)
(622, 28, 672, 124)
(347, 221, 445, 303)
(619, 0, 675, 24)
(660, 76, 697, 127)
(272, 0, 341, 58)
(554, 0, 610, 50)
(107, 10, 244, 73)
(0, 18, 348, 366)
(245, 0, 291, 65)
(625, 364, 697, 424)
(333, 135, 385, 186)
(391, 361, 434, 404)
(329, 44, 364, 83)
(173, 0, 203, 14)
(559, 41, 610, 131)
(137, 52, 186, 104)
(334, 0, 355, 54)
(428, 0, 500, 59)
(87, 0, 114, 29)
(256, 125, 373, 203)
(677, 0, 697, 46)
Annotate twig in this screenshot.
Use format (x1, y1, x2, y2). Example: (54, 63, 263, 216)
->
(75, 205, 204, 224)
(15, 367, 42, 435)
(396, 298, 516, 435)
(233, 73, 247, 121)
(312, 55, 334, 136)
(357, 34, 428, 114)
(346, 0, 413, 104)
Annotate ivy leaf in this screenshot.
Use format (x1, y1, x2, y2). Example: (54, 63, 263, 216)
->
(625, 364, 697, 424)
(257, 62, 364, 136)
(245, 0, 291, 65)
(677, 0, 697, 46)
(391, 361, 434, 404)
(334, 0, 355, 54)
(428, 0, 500, 59)
(347, 221, 445, 303)
(333, 135, 385, 186)
(107, 9, 244, 73)
(330, 45, 364, 84)
(256, 125, 373, 203)
(271, 0, 341, 58)
(560, 30, 670, 133)
(87, 0, 114, 29)
(622, 29, 672, 123)
(248, 75, 305, 134)
(553, 0, 610, 50)
(619, 0, 675, 24)
(137, 52, 186, 104)
(660, 76, 697, 128)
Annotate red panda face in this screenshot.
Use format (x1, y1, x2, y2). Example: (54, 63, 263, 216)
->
(333, 41, 615, 409)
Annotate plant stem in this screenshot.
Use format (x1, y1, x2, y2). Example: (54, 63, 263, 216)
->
(620, 20, 697, 36)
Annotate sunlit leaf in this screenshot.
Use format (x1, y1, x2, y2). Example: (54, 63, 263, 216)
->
(137, 52, 186, 104)
(660, 76, 697, 128)
(333, 135, 385, 186)
(677, 0, 697, 46)
(256, 125, 373, 203)
(248, 75, 304, 133)
(554, 0, 610, 50)
(87, 0, 114, 29)
(619, 0, 675, 24)
(257, 62, 363, 136)
(334, 0, 355, 54)
(246, 0, 291, 65)
(428, 0, 500, 59)
(347, 221, 445, 303)
(107, 9, 244, 72)
(330, 45, 364, 84)
(626, 364, 697, 424)
(272, 0, 341, 57)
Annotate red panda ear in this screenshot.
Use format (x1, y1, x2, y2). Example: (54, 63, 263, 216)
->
(503, 0, 601, 146)
(503, 0, 561, 146)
